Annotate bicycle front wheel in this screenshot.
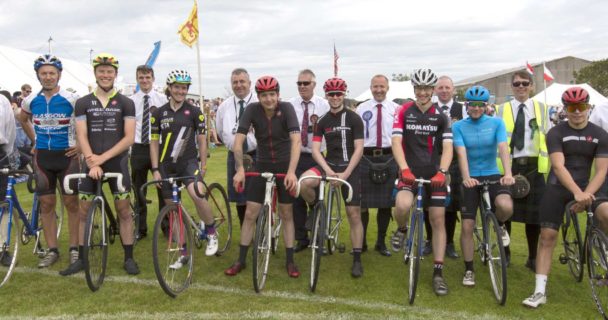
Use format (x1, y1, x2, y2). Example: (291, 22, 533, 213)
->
(484, 212, 508, 305)
(152, 204, 194, 298)
(407, 210, 422, 305)
(561, 209, 584, 282)
(310, 202, 326, 292)
(0, 201, 19, 288)
(587, 228, 608, 319)
(253, 204, 271, 292)
(207, 183, 232, 255)
(83, 198, 108, 292)
(326, 186, 342, 254)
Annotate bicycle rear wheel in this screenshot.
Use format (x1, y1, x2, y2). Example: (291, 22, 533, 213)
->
(0, 201, 19, 288)
(253, 204, 271, 292)
(310, 202, 326, 292)
(561, 209, 584, 282)
(83, 198, 108, 292)
(587, 228, 608, 319)
(207, 183, 232, 255)
(407, 210, 422, 305)
(152, 204, 194, 298)
(326, 186, 342, 254)
(484, 212, 507, 305)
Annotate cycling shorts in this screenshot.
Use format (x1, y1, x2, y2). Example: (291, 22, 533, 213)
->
(309, 163, 361, 206)
(539, 184, 608, 230)
(396, 166, 447, 208)
(33, 149, 79, 195)
(79, 154, 131, 200)
(159, 159, 202, 199)
(460, 174, 511, 220)
(246, 161, 294, 205)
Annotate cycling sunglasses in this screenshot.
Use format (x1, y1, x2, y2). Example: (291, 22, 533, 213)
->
(466, 101, 487, 108)
(565, 103, 590, 113)
(326, 92, 344, 97)
(512, 81, 531, 87)
(297, 81, 312, 86)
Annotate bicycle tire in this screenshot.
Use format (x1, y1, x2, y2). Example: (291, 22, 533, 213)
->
(310, 201, 326, 292)
(587, 228, 608, 319)
(0, 201, 19, 288)
(484, 212, 508, 305)
(207, 183, 232, 255)
(152, 204, 194, 298)
(326, 186, 342, 254)
(561, 209, 584, 282)
(407, 209, 422, 305)
(83, 198, 108, 292)
(253, 204, 271, 293)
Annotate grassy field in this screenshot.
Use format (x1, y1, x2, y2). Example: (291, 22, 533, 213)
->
(0, 146, 603, 319)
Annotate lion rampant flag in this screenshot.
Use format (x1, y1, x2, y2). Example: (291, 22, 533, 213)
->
(178, 1, 199, 48)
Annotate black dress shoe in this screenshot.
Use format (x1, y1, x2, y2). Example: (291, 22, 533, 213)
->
(294, 240, 310, 253)
(446, 243, 460, 259)
(422, 240, 432, 256)
(374, 244, 392, 257)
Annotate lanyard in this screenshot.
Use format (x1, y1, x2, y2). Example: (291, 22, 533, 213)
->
(233, 94, 253, 124)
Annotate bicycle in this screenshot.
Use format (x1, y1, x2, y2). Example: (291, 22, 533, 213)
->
(140, 176, 230, 298)
(470, 180, 508, 305)
(559, 200, 585, 282)
(296, 174, 352, 292)
(63, 172, 126, 292)
(244, 171, 285, 293)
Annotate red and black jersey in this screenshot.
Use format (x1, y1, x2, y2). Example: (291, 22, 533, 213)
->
(392, 101, 452, 170)
(237, 101, 300, 164)
(313, 108, 364, 166)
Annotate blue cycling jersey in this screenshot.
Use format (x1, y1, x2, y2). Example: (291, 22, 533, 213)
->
(22, 89, 78, 150)
(452, 114, 507, 176)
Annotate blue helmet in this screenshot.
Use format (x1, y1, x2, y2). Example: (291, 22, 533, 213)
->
(465, 85, 490, 102)
(34, 54, 63, 72)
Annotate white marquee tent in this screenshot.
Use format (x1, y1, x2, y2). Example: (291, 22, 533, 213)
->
(532, 82, 608, 107)
(354, 81, 415, 102)
(0, 45, 95, 95)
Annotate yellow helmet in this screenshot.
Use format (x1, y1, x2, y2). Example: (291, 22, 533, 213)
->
(92, 53, 119, 70)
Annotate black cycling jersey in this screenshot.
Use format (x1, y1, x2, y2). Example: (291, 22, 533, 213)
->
(237, 101, 299, 164)
(312, 107, 364, 166)
(546, 121, 608, 186)
(150, 101, 206, 164)
(74, 90, 135, 156)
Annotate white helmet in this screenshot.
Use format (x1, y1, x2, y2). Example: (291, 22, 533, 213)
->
(411, 68, 438, 87)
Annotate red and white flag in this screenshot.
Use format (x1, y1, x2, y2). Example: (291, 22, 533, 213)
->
(333, 43, 339, 77)
(543, 62, 555, 82)
(526, 61, 534, 75)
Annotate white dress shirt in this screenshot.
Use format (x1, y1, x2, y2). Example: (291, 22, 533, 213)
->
(590, 101, 608, 132)
(129, 90, 168, 144)
(0, 95, 16, 154)
(216, 92, 258, 152)
(357, 98, 398, 148)
(288, 95, 330, 153)
(438, 99, 468, 120)
(508, 98, 548, 158)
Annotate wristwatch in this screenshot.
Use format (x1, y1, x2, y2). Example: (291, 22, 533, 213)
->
(438, 168, 448, 174)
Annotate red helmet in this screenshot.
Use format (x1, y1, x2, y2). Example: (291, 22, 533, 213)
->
(255, 76, 280, 93)
(323, 77, 347, 93)
(562, 86, 590, 105)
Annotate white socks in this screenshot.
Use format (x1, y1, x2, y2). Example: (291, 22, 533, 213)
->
(535, 274, 548, 295)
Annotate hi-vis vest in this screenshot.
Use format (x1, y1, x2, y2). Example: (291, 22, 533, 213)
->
(496, 100, 549, 174)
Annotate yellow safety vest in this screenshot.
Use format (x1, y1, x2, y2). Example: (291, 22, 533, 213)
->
(496, 100, 549, 174)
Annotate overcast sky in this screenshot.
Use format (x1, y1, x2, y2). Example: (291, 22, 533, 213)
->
(2, 0, 607, 99)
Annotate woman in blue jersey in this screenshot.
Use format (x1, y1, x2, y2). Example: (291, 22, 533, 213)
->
(452, 85, 515, 287)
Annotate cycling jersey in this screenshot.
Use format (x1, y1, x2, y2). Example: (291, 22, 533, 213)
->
(22, 89, 78, 150)
(237, 101, 300, 164)
(452, 114, 507, 176)
(150, 101, 205, 163)
(74, 90, 135, 156)
(392, 102, 452, 170)
(312, 108, 364, 166)
(546, 121, 608, 186)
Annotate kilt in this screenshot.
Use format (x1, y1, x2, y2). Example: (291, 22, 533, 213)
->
(510, 157, 544, 224)
(226, 150, 257, 204)
(360, 154, 398, 209)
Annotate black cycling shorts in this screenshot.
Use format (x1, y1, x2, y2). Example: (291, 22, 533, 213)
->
(246, 161, 294, 205)
(33, 150, 80, 195)
(396, 166, 448, 208)
(159, 159, 202, 199)
(79, 154, 131, 200)
(539, 184, 608, 230)
(460, 174, 511, 220)
(309, 163, 361, 206)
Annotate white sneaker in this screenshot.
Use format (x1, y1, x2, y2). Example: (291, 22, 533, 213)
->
(522, 292, 547, 308)
(500, 225, 510, 247)
(462, 270, 475, 287)
(38, 251, 59, 268)
(169, 255, 189, 270)
(69, 250, 79, 265)
(390, 229, 406, 252)
(205, 232, 219, 256)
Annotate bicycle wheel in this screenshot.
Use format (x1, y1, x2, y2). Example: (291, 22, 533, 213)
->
(560, 209, 584, 282)
(473, 215, 485, 264)
(326, 186, 342, 254)
(207, 183, 232, 255)
(407, 209, 422, 305)
(83, 198, 108, 292)
(484, 212, 508, 305)
(129, 198, 139, 246)
(310, 201, 326, 292)
(152, 204, 194, 298)
(253, 204, 271, 292)
(587, 228, 608, 319)
(0, 201, 19, 288)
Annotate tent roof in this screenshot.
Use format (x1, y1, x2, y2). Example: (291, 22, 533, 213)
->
(532, 82, 608, 107)
(354, 81, 414, 102)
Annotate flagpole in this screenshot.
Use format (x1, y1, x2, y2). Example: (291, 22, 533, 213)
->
(543, 61, 548, 106)
(193, 0, 209, 147)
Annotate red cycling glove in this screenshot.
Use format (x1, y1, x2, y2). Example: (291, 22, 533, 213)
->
(430, 171, 446, 188)
(400, 168, 415, 186)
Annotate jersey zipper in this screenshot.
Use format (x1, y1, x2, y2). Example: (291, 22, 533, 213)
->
(267, 116, 275, 162)
(46, 97, 51, 149)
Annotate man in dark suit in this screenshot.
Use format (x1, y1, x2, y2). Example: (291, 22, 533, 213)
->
(423, 76, 463, 259)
